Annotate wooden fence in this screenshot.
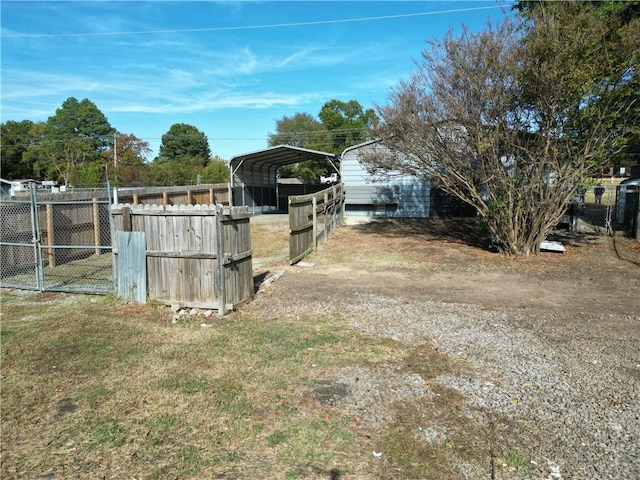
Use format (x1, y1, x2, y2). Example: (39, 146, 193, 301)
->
(113, 184, 229, 206)
(32, 184, 230, 206)
(289, 184, 344, 264)
(111, 204, 253, 313)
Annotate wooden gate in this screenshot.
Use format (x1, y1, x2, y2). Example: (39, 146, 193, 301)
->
(111, 204, 253, 313)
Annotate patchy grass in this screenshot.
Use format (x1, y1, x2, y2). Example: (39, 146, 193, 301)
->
(251, 221, 290, 262)
(0, 293, 390, 478)
(1, 290, 533, 479)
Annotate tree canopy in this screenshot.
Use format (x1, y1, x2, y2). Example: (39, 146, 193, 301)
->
(156, 123, 211, 166)
(268, 112, 332, 152)
(318, 99, 377, 153)
(100, 132, 152, 187)
(516, 0, 640, 168)
(24, 97, 115, 186)
(269, 99, 377, 181)
(0, 120, 38, 179)
(366, 2, 639, 256)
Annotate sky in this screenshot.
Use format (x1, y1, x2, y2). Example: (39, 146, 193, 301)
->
(1, 1, 515, 161)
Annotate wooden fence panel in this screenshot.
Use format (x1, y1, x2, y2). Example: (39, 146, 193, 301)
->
(288, 184, 344, 264)
(289, 197, 315, 264)
(111, 204, 252, 312)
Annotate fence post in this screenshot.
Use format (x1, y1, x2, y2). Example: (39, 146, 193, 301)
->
(122, 207, 132, 232)
(28, 182, 44, 291)
(92, 198, 100, 255)
(46, 203, 55, 267)
(215, 204, 226, 315)
(331, 185, 337, 232)
(323, 191, 329, 244)
(312, 196, 318, 251)
(635, 191, 640, 241)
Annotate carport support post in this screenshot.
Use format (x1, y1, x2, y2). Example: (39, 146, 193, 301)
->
(635, 191, 640, 241)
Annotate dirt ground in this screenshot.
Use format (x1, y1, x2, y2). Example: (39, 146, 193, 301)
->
(247, 216, 640, 478)
(252, 216, 640, 317)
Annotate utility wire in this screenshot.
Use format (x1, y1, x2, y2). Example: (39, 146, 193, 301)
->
(3, 127, 374, 149)
(1, 5, 513, 39)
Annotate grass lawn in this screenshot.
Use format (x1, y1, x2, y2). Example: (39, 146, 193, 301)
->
(0, 292, 408, 479)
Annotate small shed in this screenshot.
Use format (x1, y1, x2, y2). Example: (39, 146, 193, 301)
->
(0, 178, 39, 197)
(340, 140, 475, 218)
(229, 145, 337, 214)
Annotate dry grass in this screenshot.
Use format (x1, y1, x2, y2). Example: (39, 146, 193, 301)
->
(0, 292, 406, 479)
(0, 287, 506, 479)
(5, 216, 632, 479)
(251, 222, 290, 264)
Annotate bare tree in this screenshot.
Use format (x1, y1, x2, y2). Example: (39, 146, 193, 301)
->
(366, 11, 637, 255)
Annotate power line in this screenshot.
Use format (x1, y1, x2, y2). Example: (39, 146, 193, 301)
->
(1, 126, 375, 149)
(1, 5, 513, 39)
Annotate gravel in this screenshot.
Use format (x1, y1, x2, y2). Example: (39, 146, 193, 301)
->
(248, 272, 640, 479)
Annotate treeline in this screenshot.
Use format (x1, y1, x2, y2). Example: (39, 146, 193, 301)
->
(1, 96, 378, 187)
(0, 98, 229, 187)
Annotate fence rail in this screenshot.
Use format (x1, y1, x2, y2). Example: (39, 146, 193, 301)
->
(26, 183, 230, 206)
(111, 204, 253, 313)
(289, 184, 344, 264)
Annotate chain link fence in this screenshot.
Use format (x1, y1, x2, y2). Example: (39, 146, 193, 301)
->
(0, 184, 114, 293)
(566, 181, 640, 238)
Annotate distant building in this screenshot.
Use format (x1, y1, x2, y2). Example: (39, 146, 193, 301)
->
(0, 178, 39, 197)
(340, 140, 476, 218)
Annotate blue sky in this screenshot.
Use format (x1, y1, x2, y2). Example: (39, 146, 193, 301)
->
(1, 1, 514, 160)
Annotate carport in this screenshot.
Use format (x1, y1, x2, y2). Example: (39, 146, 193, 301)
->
(229, 145, 338, 214)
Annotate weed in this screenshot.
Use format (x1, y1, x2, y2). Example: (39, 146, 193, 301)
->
(499, 447, 533, 473)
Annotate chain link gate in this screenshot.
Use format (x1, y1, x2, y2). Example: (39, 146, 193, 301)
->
(0, 182, 115, 294)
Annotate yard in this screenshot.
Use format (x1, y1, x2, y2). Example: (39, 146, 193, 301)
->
(1, 218, 639, 479)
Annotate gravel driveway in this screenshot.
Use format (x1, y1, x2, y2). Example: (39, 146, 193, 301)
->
(246, 220, 640, 479)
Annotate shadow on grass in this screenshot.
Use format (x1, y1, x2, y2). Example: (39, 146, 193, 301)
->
(353, 217, 624, 256)
(352, 217, 489, 249)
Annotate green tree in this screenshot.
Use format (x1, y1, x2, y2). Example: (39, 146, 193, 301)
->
(367, 7, 637, 256)
(318, 99, 377, 153)
(200, 156, 230, 184)
(156, 123, 211, 166)
(268, 112, 332, 151)
(268, 100, 376, 182)
(0, 120, 39, 179)
(515, 0, 640, 169)
(101, 132, 152, 186)
(26, 97, 115, 185)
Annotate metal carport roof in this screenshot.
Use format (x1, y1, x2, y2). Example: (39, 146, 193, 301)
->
(229, 144, 338, 176)
(229, 145, 338, 212)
